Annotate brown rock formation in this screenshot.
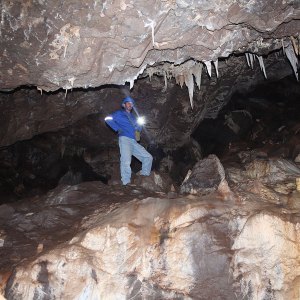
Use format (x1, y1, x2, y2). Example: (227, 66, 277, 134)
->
(0, 0, 299, 92)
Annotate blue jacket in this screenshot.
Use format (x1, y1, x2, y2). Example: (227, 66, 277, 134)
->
(105, 109, 142, 140)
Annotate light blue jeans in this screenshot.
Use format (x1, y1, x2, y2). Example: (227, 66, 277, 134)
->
(118, 136, 153, 185)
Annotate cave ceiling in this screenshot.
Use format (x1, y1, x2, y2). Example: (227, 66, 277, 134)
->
(0, 0, 299, 91)
(0, 0, 299, 148)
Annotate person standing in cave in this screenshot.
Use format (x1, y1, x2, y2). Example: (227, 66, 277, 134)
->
(105, 96, 153, 185)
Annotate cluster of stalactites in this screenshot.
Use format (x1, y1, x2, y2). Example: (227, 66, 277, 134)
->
(143, 36, 299, 110)
(145, 59, 219, 109)
(245, 37, 299, 81)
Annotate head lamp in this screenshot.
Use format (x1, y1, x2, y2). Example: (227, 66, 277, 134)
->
(137, 116, 145, 125)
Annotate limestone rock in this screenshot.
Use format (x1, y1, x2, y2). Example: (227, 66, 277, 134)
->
(245, 158, 300, 184)
(232, 213, 300, 300)
(3, 176, 300, 299)
(5, 197, 236, 299)
(227, 157, 300, 202)
(180, 154, 228, 196)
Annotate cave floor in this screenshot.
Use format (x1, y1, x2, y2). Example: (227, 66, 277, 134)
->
(0, 182, 161, 276)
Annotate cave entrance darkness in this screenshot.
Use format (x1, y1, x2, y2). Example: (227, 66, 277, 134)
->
(0, 73, 299, 204)
(192, 74, 300, 161)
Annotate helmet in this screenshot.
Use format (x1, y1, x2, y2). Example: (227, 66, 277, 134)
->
(122, 96, 135, 107)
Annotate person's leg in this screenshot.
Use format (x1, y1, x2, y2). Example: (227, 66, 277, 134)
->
(118, 136, 133, 185)
(132, 141, 153, 176)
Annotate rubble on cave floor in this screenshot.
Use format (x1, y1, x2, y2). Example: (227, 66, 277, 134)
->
(1, 148, 300, 299)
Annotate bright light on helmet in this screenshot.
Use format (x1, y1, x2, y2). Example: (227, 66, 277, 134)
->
(105, 116, 113, 121)
(137, 116, 145, 125)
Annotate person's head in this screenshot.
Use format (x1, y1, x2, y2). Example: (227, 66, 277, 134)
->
(122, 96, 135, 112)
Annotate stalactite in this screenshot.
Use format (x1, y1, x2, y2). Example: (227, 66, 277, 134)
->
(256, 55, 267, 79)
(192, 63, 202, 90)
(203, 61, 212, 77)
(144, 59, 211, 109)
(285, 42, 299, 81)
(184, 71, 194, 109)
(129, 79, 134, 89)
(290, 36, 299, 56)
(249, 53, 254, 69)
(213, 59, 219, 78)
(176, 74, 185, 88)
(147, 67, 155, 81)
(37, 87, 43, 95)
(163, 71, 168, 92)
(245, 53, 250, 67)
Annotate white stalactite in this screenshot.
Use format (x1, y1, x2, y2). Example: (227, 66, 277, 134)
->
(129, 79, 134, 90)
(213, 59, 219, 78)
(144, 60, 204, 109)
(176, 74, 185, 88)
(245, 53, 250, 67)
(163, 71, 168, 92)
(148, 68, 154, 81)
(193, 63, 203, 90)
(37, 87, 43, 95)
(285, 42, 299, 81)
(256, 55, 267, 79)
(184, 71, 194, 109)
(290, 36, 299, 56)
(204, 61, 212, 77)
(249, 53, 254, 69)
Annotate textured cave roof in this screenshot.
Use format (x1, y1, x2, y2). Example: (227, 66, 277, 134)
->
(0, 0, 299, 92)
(0, 1, 299, 149)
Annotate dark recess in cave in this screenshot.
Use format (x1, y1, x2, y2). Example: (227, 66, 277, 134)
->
(193, 74, 300, 159)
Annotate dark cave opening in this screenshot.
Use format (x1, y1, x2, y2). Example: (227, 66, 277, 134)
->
(192, 74, 300, 160)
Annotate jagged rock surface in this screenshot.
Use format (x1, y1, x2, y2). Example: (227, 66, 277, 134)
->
(180, 154, 227, 195)
(2, 155, 300, 299)
(0, 0, 299, 91)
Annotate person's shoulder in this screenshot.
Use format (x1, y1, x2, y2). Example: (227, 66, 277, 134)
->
(112, 109, 124, 116)
(111, 109, 125, 119)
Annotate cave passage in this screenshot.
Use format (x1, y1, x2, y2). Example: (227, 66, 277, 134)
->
(0, 72, 299, 204)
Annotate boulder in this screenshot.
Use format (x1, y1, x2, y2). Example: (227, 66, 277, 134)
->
(180, 154, 229, 196)
(245, 158, 300, 184)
